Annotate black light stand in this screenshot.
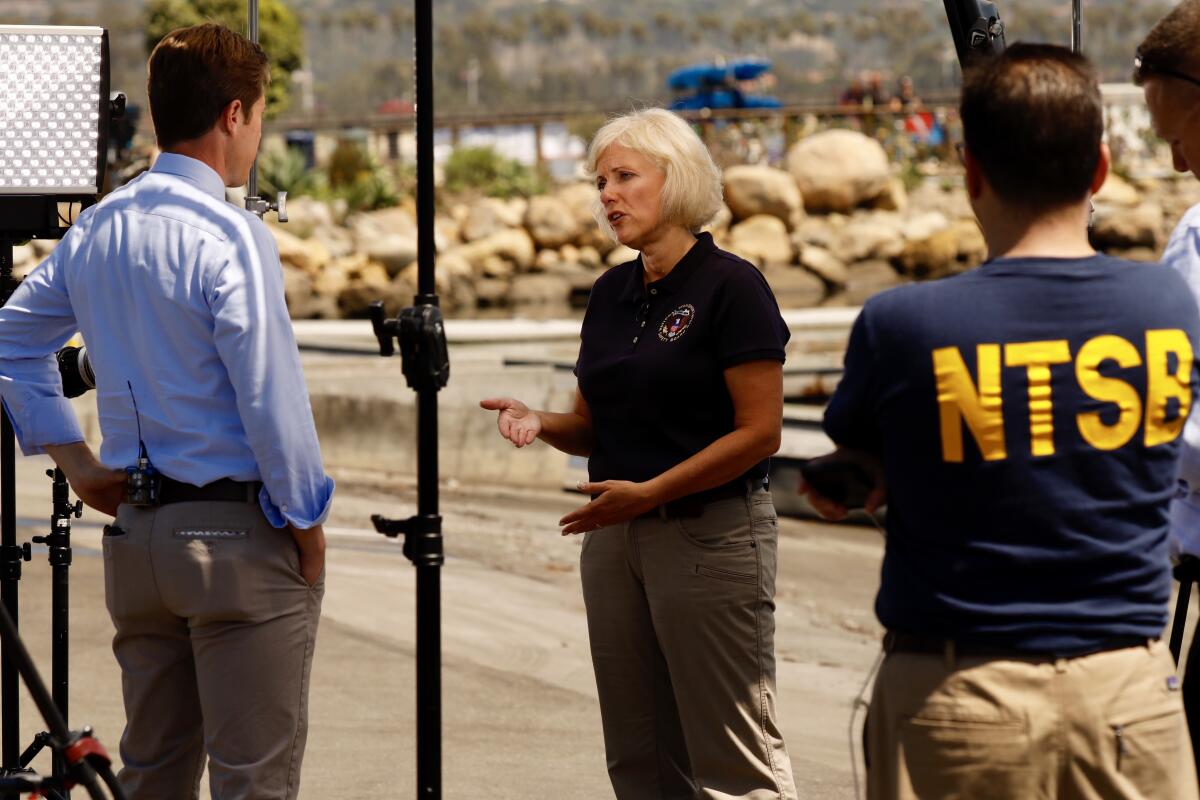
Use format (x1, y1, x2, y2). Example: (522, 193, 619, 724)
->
(0, 23, 126, 797)
(367, 1, 451, 796)
(0, 241, 34, 797)
(0, 596, 122, 800)
(25, 469, 83, 788)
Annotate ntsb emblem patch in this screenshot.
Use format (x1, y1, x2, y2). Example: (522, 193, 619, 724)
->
(658, 304, 696, 342)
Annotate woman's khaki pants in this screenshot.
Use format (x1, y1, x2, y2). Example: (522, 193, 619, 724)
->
(580, 489, 797, 800)
(103, 500, 324, 800)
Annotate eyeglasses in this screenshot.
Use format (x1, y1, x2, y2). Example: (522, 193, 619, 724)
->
(1134, 47, 1200, 91)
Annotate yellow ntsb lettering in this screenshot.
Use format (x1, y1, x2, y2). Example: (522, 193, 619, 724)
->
(933, 344, 1006, 463)
(1145, 329, 1194, 447)
(1005, 340, 1072, 457)
(1075, 335, 1143, 451)
(932, 330, 1194, 463)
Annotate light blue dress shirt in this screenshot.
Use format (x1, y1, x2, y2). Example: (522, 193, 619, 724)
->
(0, 153, 334, 529)
(1164, 202, 1200, 557)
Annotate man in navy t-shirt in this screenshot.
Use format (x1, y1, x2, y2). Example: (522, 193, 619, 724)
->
(807, 44, 1200, 799)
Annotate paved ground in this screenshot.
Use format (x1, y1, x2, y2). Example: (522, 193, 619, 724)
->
(5, 455, 887, 798)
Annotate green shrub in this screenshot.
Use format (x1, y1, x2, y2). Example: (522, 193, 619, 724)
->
(257, 147, 323, 198)
(327, 139, 374, 189)
(443, 146, 546, 198)
(338, 169, 401, 212)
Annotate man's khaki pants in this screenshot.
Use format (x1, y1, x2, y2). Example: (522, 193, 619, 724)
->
(867, 638, 1199, 800)
(580, 489, 797, 799)
(103, 500, 324, 799)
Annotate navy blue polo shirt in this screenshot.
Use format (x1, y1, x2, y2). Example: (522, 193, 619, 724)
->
(824, 255, 1200, 655)
(575, 232, 790, 486)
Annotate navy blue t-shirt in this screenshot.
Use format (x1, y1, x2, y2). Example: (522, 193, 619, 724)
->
(824, 255, 1200, 655)
(576, 233, 790, 486)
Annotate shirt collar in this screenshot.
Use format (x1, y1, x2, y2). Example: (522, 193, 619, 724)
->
(617, 232, 716, 303)
(150, 152, 228, 202)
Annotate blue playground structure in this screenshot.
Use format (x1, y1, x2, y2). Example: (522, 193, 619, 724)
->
(667, 59, 783, 111)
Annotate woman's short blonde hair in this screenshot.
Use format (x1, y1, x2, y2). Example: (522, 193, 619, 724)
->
(586, 108, 724, 238)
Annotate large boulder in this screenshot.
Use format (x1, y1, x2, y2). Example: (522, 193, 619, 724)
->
(761, 266, 826, 308)
(1094, 174, 1141, 208)
(460, 197, 528, 242)
(893, 219, 987, 279)
(337, 261, 402, 317)
(893, 230, 961, 279)
(723, 165, 805, 229)
(270, 225, 331, 275)
(828, 213, 905, 263)
(346, 206, 417, 241)
(900, 211, 950, 243)
(312, 255, 355, 298)
(907, 179, 974, 221)
(524, 183, 597, 249)
(311, 224, 356, 259)
(799, 246, 848, 289)
(281, 265, 315, 317)
(453, 228, 537, 275)
(278, 197, 334, 239)
(363, 233, 418, 276)
(786, 130, 892, 213)
(1090, 203, 1164, 250)
(728, 215, 794, 267)
(841, 260, 904, 305)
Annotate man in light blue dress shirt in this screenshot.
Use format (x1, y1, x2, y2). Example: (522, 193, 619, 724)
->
(0, 24, 334, 798)
(1138, 0, 1200, 782)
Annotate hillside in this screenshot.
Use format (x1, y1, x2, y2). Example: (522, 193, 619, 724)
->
(2, 0, 1178, 116)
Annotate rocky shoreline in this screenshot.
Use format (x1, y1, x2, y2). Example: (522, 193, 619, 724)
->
(13, 129, 1200, 319)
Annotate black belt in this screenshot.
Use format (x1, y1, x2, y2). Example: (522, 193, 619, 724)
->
(155, 477, 261, 506)
(883, 631, 1152, 660)
(638, 477, 768, 520)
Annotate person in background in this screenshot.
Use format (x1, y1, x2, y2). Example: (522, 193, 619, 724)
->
(1135, 0, 1200, 780)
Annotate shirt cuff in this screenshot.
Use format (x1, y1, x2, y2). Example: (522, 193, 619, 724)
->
(258, 474, 336, 530)
(3, 396, 84, 456)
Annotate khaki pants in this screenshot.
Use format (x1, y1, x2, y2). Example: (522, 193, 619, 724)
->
(103, 500, 324, 800)
(580, 489, 797, 800)
(867, 638, 1199, 800)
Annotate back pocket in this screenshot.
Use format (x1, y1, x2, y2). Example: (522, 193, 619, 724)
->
(901, 712, 1033, 799)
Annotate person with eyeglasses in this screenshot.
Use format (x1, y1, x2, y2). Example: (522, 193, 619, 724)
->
(1136, 0, 1200, 781)
(480, 108, 797, 799)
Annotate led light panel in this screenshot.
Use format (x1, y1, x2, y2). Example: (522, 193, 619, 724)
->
(0, 26, 105, 195)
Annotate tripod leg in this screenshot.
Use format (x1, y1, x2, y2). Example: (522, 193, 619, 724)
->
(1, 411, 18, 792)
(1173, 579, 1194, 665)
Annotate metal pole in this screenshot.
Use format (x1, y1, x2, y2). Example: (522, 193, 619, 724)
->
(0, 242, 19, 795)
(415, 1, 441, 796)
(1071, 0, 1082, 53)
(247, 0, 260, 201)
(39, 468, 75, 789)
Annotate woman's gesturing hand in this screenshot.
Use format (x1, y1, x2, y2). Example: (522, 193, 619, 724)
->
(480, 397, 543, 447)
(559, 481, 658, 535)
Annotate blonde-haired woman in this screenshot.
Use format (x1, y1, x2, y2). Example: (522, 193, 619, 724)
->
(482, 108, 797, 799)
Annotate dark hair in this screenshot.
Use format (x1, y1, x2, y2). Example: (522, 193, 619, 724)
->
(960, 43, 1103, 212)
(147, 23, 270, 149)
(1134, 0, 1200, 86)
